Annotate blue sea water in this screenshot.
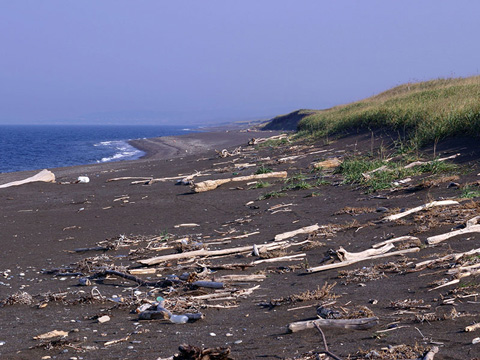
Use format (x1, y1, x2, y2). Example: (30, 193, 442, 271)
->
(0, 125, 195, 173)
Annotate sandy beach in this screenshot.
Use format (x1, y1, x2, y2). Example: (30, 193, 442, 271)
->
(1, 129, 480, 359)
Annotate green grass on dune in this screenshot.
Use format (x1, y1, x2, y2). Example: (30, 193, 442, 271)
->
(296, 76, 480, 147)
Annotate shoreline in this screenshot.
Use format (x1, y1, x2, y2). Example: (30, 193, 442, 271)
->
(0, 128, 281, 185)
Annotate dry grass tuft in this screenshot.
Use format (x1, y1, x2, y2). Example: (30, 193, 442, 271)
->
(351, 343, 426, 360)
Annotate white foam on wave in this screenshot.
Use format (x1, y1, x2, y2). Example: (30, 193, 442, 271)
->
(95, 140, 144, 163)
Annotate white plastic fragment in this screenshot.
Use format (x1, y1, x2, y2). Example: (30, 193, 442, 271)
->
(77, 176, 90, 183)
(98, 315, 111, 323)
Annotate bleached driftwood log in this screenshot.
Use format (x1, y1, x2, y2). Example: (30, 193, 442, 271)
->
(383, 200, 459, 221)
(404, 153, 460, 169)
(106, 176, 153, 182)
(429, 269, 480, 291)
(336, 243, 395, 261)
(362, 165, 390, 180)
(193, 171, 288, 193)
(306, 247, 420, 273)
(313, 158, 342, 169)
(0, 169, 55, 189)
(288, 316, 378, 333)
(415, 248, 480, 269)
(466, 323, 480, 332)
(253, 253, 306, 265)
(422, 346, 439, 360)
(138, 241, 289, 266)
(248, 134, 288, 145)
(372, 236, 420, 249)
(427, 216, 480, 245)
(216, 147, 241, 158)
(215, 274, 266, 282)
(274, 224, 320, 241)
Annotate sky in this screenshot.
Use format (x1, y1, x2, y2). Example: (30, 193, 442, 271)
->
(0, 1, 479, 125)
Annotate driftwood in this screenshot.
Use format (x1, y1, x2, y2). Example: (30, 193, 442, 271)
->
(138, 241, 290, 266)
(253, 253, 306, 265)
(288, 316, 379, 333)
(404, 153, 460, 169)
(306, 247, 420, 273)
(465, 323, 480, 332)
(106, 176, 152, 182)
(0, 169, 55, 189)
(430, 268, 480, 291)
(361, 154, 460, 180)
(372, 236, 420, 249)
(274, 224, 320, 241)
(427, 216, 480, 245)
(415, 248, 480, 269)
(215, 274, 266, 282)
(383, 200, 459, 221)
(109, 171, 208, 185)
(278, 155, 302, 163)
(362, 165, 389, 180)
(422, 346, 439, 360)
(248, 134, 288, 145)
(216, 147, 241, 158)
(193, 171, 288, 192)
(336, 243, 395, 262)
(33, 330, 68, 340)
(313, 158, 342, 169)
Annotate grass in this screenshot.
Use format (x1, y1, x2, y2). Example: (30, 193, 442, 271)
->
(338, 156, 458, 192)
(250, 181, 271, 189)
(461, 185, 480, 199)
(293, 76, 480, 148)
(258, 191, 285, 200)
(282, 180, 312, 191)
(256, 138, 289, 149)
(315, 179, 331, 186)
(255, 165, 273, 174)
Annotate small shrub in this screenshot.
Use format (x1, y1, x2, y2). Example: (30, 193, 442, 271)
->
(461, 185, 480, 199)
(255, 165, 273, 174)
(258, 191, 284, 200)
(251, 181, 271, 189)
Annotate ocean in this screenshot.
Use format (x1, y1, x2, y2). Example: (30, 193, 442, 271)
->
(0, 125, 195, 173)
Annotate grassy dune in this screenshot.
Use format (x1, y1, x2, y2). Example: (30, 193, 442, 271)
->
(296, 76, 480, 147)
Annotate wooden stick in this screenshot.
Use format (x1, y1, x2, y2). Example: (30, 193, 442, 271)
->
(383, 200, 459, 221)
(427, 216, 480, 245)
(404, 153, 460, 169)
(193, 171, 287, 192)
(336, 244, 395, 262)
(215, 274, 266, 282)
(288, 317, 378, 333)
(274, 224, 320, 241)
(138, 241, 289, 266)
(415, 248, 480, 269)
(253, 253, 306, 265)
(372, 236, 420, 249)
(106, 176, 152, 182)
(306, 247, 420, 273)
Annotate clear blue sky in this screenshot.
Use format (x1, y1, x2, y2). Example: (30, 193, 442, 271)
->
(0, 1, 479, 125)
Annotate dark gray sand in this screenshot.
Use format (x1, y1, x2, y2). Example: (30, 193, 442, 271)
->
(1, 129, 479, 359)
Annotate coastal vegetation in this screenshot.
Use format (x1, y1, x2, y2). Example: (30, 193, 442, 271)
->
(290, 76, 480, 147)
